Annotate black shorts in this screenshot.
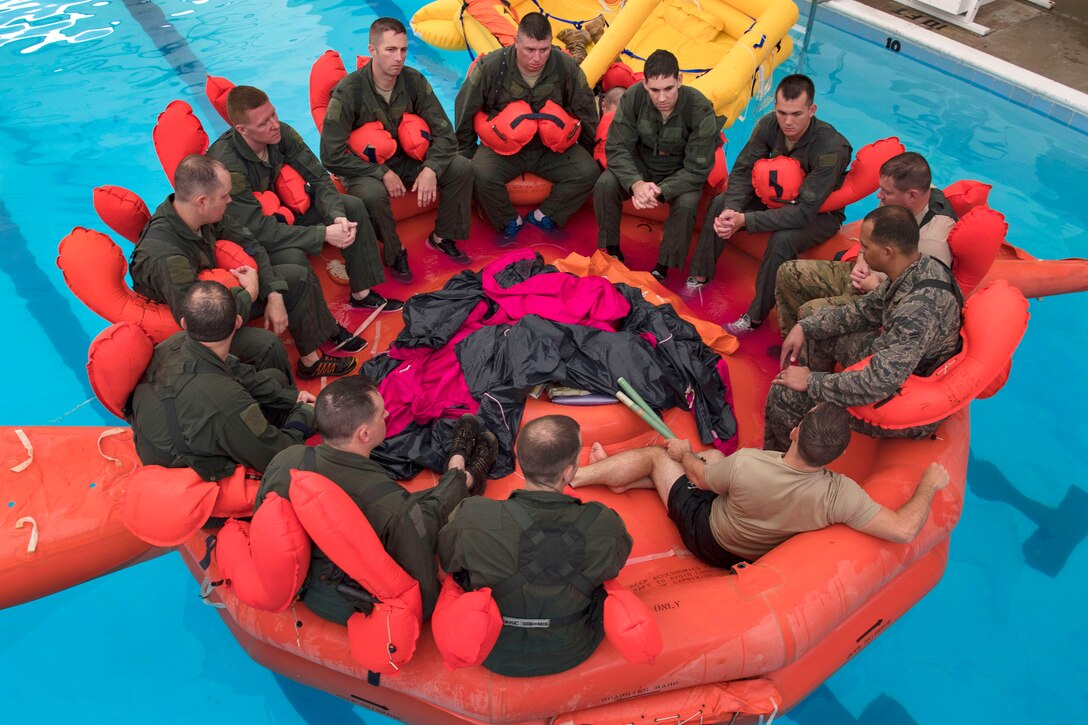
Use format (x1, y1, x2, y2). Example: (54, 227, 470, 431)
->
(666, 475, 745, 570)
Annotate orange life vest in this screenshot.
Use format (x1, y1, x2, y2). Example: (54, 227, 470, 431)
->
(153, 100, 210, 186)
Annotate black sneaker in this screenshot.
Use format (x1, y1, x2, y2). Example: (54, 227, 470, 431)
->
(447, 414, 481, 464)
(350, 291, 404, 312)
(328, 325, 367, 353)
(390, 249, 413, 284)
(605, 245, 625, 263)
(426, 232, 471, 264)
(651, 264, 668, 282)
(297, 354, 358, 380)
(466, 431, 498, 496)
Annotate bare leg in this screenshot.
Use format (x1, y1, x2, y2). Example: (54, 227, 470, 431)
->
(447, 454, 474, 491)
(572, 444, 684, 506)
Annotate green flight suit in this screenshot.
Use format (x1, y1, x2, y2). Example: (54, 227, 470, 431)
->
(764, 255, 963, 448)
(130, 196, 339, 358)
(207, 124, 385, 294)
(593, 82, 721, 267)
(454, 45, 600, 229)
(320, 64, 472, 263)
(257, 444, 469, 624)
(690, 112, 851, 322)
(129, 332, 313, 480)
(438, 489, 632, 677)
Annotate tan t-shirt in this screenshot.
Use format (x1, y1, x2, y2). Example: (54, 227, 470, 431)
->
(703, 448, 881, 560)
(520, 67, 543, 89)
(918, 206, 955, 267)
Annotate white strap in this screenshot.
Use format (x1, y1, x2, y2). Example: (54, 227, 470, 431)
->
(96, 427, 128, 467)
(9, 428, 33, 473)
(15, 516, 38, 554)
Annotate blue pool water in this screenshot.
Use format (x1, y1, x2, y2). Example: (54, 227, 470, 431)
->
(1, 1, 1085, 722)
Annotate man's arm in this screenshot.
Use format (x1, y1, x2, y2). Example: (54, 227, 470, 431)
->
(454, 58, 489, 157)
(717, 114, 774, 212)
(852, 463, 950, 543)
(280, 124, 347, 223)
(806, 294, 942, 407)
(566, 63, 599, 154)
(319, 75, 389, 180)
(744, 131, 851, 233)
(798, 287, 884, 342)
(602, 89, 644, 193)
(231, 358, 299, 410)
(657, 101, 719, 201)
(216, 392, 314, 474)
(221, 169, 325, 256)
(411, 71, 459, 176)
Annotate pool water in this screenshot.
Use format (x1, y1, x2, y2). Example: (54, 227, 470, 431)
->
(1, 0, 1085, 722)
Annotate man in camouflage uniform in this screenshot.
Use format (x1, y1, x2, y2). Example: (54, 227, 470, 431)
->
(131, 154, 361, 380)
(593, 49, 721, 279)
(208, 85, 401, 312)
(774, 152, 958, 337)
(686, 74, 851, 336)
(130, 281, 316, 479)
(321, 17, 473, 282)
(256, 378, 496, 624)
(454, 12, 599, 240)
(765, 205, 962, 447)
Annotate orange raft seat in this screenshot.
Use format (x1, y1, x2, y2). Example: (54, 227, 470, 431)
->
(847, 279, 1029, 428)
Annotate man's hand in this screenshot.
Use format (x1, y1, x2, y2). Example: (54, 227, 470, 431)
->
(780, 324, 806, 368)
(712, 209, 745, 239)
(665, 437, 693, 461)
(264, 292, 288, 335)
(325, 217, 357, 249)
(296, 390, 317, 405)
(631, 180, 662, 210)
(773, 364, 811, 391)
(921, 463, 950, 491)
(383, 169, 406, 198)
(230, 265, 259, 300)
(412, 167, 438, 207)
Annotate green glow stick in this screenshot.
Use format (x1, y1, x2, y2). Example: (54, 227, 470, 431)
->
(616, 377, 670, 431)
(615, 390, 676, 439)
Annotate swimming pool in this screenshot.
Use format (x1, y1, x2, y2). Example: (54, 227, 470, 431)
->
(1, 0, 1085, 722)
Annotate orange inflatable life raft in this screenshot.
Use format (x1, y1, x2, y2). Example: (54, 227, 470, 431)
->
(753, 136, 906, 212)
(847, 279, 1029, 429)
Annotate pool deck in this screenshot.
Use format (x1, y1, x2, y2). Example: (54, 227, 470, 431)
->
(852, 0, 1088, 92)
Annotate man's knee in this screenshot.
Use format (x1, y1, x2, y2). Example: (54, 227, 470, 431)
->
(669, 190, 701, 213)
(345, 177, 389, 205)
(593, 170, 623, 201)
(443, 154, 473, 184)
(340, 193, 370, 224)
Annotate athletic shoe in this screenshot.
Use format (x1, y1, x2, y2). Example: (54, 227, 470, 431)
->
(447, 414, 481, 464)
(329, 325, 368, 353)
(350, 291, 404, 312)
(605, 245, 625, 263)
(426, 232, 471, 264)
(651, 264, 668, 282)
(500, 217, 524, 245)
(725, 314, 760, 335)
(390, 249, 413, 284)
(466, 431, 498, 496)
(685, 276, 708, 290)
(296, 354, 358, 380)
(526, 209, 557, 232)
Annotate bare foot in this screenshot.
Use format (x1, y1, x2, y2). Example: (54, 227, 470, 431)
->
(589, 442, 608, 464)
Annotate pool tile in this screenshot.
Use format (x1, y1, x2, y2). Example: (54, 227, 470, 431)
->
(1008, 86, 1031, 107)
(1071, 113, 1088, 135)
(1028, 95, 1053, 116)
(1049, 105, 1074, 125)
(988, 77, 1013, 100)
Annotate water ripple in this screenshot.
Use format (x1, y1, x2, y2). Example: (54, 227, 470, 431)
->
(0, 0, 114, 53)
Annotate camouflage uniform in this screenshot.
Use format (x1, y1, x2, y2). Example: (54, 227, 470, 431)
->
(764, 255, 963, 449)
(774, 189, 958, 337)
(688, 112, 851, 323)
(320, 63, 472, 263)
(454, 44, 599, 230)
(208, 123, 384, 294)
(131, 197, 339, 359)
(129, 332, 313, 480)
(593, 82, 721, 268)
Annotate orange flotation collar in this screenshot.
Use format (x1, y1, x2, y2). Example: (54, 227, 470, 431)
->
(153, 100, 210, 187)
(599, 61, 643, 92)
(846, 279, 1028, 429)
(753, 137, 906, 212)
(93, 186, 151, 244)
(476, 99, 582, 155)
